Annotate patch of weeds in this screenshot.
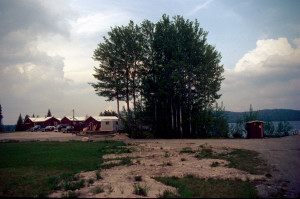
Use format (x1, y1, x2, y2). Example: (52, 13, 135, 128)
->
(195, 148, 214, 159)
(133, 183, 150, 196)
(118, 185, 125, 194)
(63, 179, 85, 191)
(210, 161, 220, 167)
(195, 148, 269, 175)
(47, 176, 61, 190)
(99, 157, 132, 169)
(49, 172, 85, 191)
(155, 176, 257, 198)
(120, 156, 132, 165)
(226, 149, 267, 175)
(161, 161, 172, 167)
(95, 170, 102, 180)
(157, 190, 179, 198)
(180, 147, 195, 154)
(61, 190, 79, 198)
(134, 176, 143, 182)
(92, 185, 104, 194)
(88, 178, 94, 185)
(164, 151, 170, 158)
(107, 184, 114, 193)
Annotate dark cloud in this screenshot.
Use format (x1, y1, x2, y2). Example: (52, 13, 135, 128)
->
(0, 0, 74, 124)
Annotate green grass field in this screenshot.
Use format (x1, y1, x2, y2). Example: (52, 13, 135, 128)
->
(0, 140, 130, 197)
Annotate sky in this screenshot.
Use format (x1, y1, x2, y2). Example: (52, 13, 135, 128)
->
(0, 0, 300, 125)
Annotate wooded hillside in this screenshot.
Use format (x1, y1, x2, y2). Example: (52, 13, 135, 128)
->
(225, 109, 300, 123)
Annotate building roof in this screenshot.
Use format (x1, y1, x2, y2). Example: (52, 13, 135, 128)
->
(90, 116, 118, 122)
(62, 116, 86, 122)
(247, 120, 264, 124)
(28, 117, 55, 122)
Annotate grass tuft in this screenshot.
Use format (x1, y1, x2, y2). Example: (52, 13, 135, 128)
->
(180, 147, 195, 154)
(92, 185, 104, 194)
(133, 183, 150, 196)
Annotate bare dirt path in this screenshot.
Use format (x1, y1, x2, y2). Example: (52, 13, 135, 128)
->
(0, 132, 299, 198)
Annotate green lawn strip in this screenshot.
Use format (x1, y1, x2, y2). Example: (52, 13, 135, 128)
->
(0, 140, 131, 197)
(155, 175, 257, 198)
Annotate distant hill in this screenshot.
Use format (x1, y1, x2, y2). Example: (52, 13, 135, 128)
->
(225, 109, 300, 123)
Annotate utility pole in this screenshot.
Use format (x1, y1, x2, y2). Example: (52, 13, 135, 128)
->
(72, 109, 75, 124)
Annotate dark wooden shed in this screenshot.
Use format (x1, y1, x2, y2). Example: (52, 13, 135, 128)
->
(246, 121, 264, 138)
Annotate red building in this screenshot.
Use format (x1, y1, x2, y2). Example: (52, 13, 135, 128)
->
(84, 116, 101, 131)
(24, 117, 60, 130)
(246, 121, 264, 138)
(60, 116, 86, 126)
(84, 116, 119, 132)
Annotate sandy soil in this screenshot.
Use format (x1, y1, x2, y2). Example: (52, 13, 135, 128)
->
(0, 132, 299, 198)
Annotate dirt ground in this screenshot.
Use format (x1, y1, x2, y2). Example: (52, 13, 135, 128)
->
(0, 131, 299, 198)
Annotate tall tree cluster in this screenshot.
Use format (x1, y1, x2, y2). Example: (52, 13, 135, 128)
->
(91, 15, 225, 138)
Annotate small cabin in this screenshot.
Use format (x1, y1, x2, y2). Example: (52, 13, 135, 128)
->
(84, 116, 119, 132)
(246, 121, 264, 138)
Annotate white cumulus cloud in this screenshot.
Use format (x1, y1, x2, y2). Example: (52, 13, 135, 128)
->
(220, 37, 300, 111)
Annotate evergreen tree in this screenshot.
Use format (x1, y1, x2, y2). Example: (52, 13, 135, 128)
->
(15, 114, 24, 131)
(0, 104, 3, 132)
(24, 115, 30, 122)
(99, 110, 118, 116)
(264, 121, 275, 136)
(243, 104, 259, 123)
(47, 109, 52, 117)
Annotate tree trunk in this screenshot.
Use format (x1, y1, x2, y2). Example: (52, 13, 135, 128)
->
(179, 96, 183, 138)
(171, 96, 174, 132)
(188, 76, 192, 136)
(126, 63, 131, 129)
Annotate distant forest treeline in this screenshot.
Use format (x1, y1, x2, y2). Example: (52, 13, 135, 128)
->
(225, 109, 300, 123)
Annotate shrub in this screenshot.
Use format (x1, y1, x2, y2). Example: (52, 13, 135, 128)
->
(96, 170, 102, 180)
(133, 183, 150, 196)
(134, 176, 142, 182)
(92, 185, 104, 194)
(264, 121, 275, 137)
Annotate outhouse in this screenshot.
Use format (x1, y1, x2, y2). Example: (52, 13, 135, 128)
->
(246, 121, 264, 138)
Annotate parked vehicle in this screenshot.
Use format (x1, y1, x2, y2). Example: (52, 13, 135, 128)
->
(43, 126, 55, 132)
(31, 125, 42, 132)
(74, 123, 85, 132)
(63, 126, 74, 133)
(54, 124, 69, 132)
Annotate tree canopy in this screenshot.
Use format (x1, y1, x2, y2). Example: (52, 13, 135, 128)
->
(91, 15, 225, 138)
